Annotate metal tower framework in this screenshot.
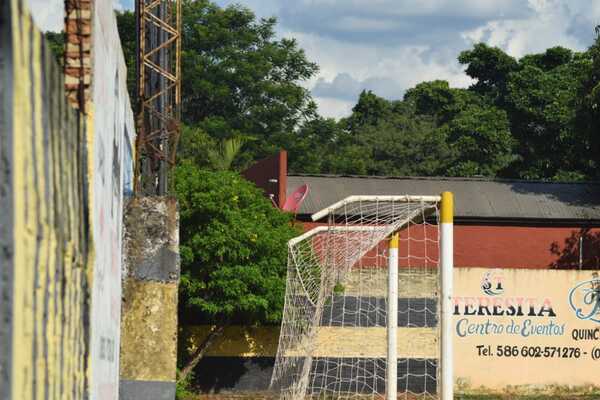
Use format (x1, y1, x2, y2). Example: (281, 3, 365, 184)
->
(135, 0, 182, 195)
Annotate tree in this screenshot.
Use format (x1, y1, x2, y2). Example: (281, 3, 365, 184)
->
(458, 43, 519, 102)
(573, 33, 600, 180)
(459, 41, 599, 180)
(114, 2, 318, 167)
(346, 90, 393, 129)
(405, 80, 486, 123)
(345, 103, 452, 176)
(178, 125, 251, 171)
(115, 11, 137, 107)
(180, 0, 318, 165)
(445, 105, 515, 177)
(284, 117, 344, 174)
(404, 80, 456, 122)
(520, 46, 573, 71)
(174, 163, 300, 380)
(208, 135, 251, 171)
(505, 57, 591, 179)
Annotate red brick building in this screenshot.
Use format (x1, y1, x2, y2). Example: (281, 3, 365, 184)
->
(244, 151, 600, 271)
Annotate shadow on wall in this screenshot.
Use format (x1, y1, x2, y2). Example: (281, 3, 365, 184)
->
(550, 228, 600, 269)
(178, 325, 280, 393)
(190, 357, 274, 393)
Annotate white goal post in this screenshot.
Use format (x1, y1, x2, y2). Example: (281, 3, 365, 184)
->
(271, 193, 454, 400)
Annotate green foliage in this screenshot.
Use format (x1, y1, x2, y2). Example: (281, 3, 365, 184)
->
(458, 43, 519, 101)
(115, 11, 137, 107)
(180, 0, 318, 165)
(175, 369, 194, 399)
(174, 163, 300, 324)
(444, 105, 515, 177)
(346, 90, 393, 129)
(112, 0, 600, 182)
(286, 34, 600, 181)
(177, 125, 219, 170)
(333, 282, 345, 295)
(209, 135, 252, 171)
(115, 1, 318, 167)
(44, 31, 65, 64)
(178, 125, 251, 171)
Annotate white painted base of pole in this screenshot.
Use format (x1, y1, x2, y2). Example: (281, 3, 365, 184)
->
(440, 222, 453, 400)
(387, 242, 398, 400)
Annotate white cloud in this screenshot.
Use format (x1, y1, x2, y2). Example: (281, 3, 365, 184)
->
(314, 97, 355, 119)
(289, 29, 472, 117)
(28, 0, 600, 119)
(333, 17, 401, 32)
(462, 0, 598, 57)
(286, 0, 530, 19)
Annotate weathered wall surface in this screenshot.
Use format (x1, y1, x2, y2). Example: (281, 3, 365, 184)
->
(0, 1, 91, 398)
(183, 269, 600, 396)
(0, 0, 136, 399)
(120, 197, 180, 400)
(88, 1, 136, 398)
(454, 268, 600, 394)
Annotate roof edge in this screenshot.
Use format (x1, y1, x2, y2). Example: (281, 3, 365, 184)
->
(287, 173, 600, 186)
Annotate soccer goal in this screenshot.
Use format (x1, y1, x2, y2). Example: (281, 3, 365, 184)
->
(270, 193, 453, 400)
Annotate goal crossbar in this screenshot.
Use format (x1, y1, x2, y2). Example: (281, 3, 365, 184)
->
(288, 225, 389, 247)
(311, 195, 442, 221)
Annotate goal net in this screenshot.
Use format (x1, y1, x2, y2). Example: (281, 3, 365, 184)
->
(271, 195, 450, 400)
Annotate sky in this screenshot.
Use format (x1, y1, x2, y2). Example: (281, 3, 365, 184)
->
(28, 0, 600, 119)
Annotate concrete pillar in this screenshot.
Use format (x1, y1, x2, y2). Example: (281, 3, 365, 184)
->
(119, 197, 180, 400)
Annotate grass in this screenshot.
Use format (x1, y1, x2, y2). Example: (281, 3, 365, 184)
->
(458, 396, 600, 400)
(182, 395, 600, 400)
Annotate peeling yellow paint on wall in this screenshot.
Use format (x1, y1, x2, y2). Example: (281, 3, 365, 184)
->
(120, 280, 178, 382)
(180, 325, 437, 359)
(11, 1, 35, 396)
(7, 2, 91, 398)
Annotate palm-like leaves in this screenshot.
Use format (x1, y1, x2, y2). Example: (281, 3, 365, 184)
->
(208, 135, 251, 170)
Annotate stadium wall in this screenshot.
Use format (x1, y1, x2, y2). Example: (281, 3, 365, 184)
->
(183, 268, 600, 396)
(187, 161, 600, 396)
(88, 0, 136, 397)
(0, 0, 135, 399)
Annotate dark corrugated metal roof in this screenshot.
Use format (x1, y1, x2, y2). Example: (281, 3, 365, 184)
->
(287, 174, 600, 221)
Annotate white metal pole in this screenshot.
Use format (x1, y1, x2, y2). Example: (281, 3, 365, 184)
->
(440, 192, 454, 400)
(387, 233, 399, 400)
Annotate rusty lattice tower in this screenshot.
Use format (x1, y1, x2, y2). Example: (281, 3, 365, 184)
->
(135, 0, 181, 195)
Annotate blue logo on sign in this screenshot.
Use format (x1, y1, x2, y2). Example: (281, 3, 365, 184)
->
(568, 274, 600, 323)
(481, 271, 504, 296)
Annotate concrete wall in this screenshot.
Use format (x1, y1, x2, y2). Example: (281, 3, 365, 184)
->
(120, 197, 180, 400)
(183, 268, 600, 396)
(88, 1, 136, 398)
(0, 1, 91, 398)
(453, 268, 600, 394)
(0, 0, 135, 398)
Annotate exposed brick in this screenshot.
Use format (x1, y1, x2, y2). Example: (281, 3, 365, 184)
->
(64, 0, 93, 111)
